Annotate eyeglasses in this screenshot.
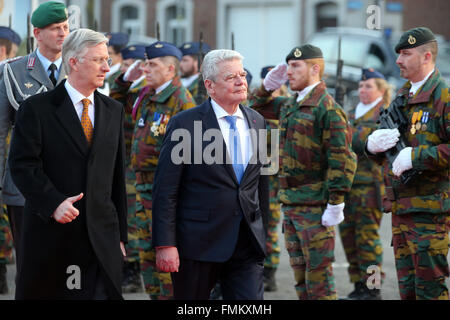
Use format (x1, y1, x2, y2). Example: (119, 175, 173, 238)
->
(79, 56, 113, 67)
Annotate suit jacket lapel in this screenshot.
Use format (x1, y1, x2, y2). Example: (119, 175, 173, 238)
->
(53, 82, 89, 156)
(89, 91, 112, 158)
(200, 100, 239, 185)
(28, 52, 54, 89)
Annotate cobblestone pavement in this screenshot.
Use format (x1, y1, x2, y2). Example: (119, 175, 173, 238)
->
(1, 213, 449, 300)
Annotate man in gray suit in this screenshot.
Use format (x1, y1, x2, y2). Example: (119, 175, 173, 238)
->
(0, 1, 70, 271)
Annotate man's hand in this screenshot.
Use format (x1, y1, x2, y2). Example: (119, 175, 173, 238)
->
(392, 147, 413, 177)
(263, 63, 288, 91)
(321, 203, 345, 227)
(123, 59, 143, 82)
(156, 246, 179, 273)
(367, 128, 400, 154)
(52, 193, 83, 224)
(120, 241, 126, 257)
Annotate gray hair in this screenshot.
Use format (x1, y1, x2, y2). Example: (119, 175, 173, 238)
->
(62, 28, 109, 73)
(201, 49, 244, 82)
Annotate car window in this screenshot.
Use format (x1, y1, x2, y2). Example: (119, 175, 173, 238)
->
(365, 43, 385, 70)
(309, 33, 370, 68)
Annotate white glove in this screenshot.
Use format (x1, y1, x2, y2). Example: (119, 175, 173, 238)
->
(321, 203, 345, 227)
(123, 59, 143, 82)
(392, 147, 412, 177)
(263, 63, 288, 91)
(367, 129, 400, 154)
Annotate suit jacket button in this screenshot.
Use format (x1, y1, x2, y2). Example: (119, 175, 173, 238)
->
(234, 211, 240, 216)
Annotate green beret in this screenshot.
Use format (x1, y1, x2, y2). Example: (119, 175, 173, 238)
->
(395, 27, 436, 53)
(286, 44, 323, 63)
(31, 1, 68, 28)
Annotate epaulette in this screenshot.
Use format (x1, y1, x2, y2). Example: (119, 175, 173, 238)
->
(0, 56, 23, 68)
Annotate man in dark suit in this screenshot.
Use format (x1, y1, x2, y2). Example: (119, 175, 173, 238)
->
(152, 49, 269, 300)
(8, 28, 127, 300)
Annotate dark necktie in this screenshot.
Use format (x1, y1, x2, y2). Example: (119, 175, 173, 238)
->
(224, 115, 245, 184)
(49, 63, 57, 86)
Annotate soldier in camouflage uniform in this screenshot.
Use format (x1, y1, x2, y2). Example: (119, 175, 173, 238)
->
(111, 44, 147, 293)
(256, 65, 291, 292)
(179, 41, 211, 105)
(367, 27, 449, 300)
(340, 68, 392, 300)
(249, 44, 356, 300)
(0, 26, 21, 294)
(111, 41, 195, 300)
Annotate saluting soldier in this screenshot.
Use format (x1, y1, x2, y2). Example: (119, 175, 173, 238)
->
(256, 65, 290, 292)
(111, 44, 147, 294)
(366, 27, 449, 300)
(0, 25, 22, 295)
(179, 41, 211, 105)
(0, 1, 69, 278)
(340, 68, 391, 300)
(110, 41, 195, 300)
(249, 44, 356, 300)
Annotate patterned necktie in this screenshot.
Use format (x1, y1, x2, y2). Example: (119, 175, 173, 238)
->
(224, 115, 245, 184)
(48, 63, 57, 86)
(81, 98, 94, 145)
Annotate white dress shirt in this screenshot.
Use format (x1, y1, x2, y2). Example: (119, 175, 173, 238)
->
(181, 74, 199, 89)
(355, 96, 382, 120)
(409, 69, 434, 96)
(210, 99, 253, 169)
(296, 81, 321, 103)
(36, 48, 62, 80)
(156, 79, 173, 94)
(65, 80, 95, 127)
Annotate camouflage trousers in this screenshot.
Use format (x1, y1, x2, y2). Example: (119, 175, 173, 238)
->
(339, 183, 384, 284)
(264, 176, 281, 269)
(392, 212, 449, 300)
(124, 168, 140, 263)
(283, 205, 337, 300)
(0, 205, 13, 264)
(135, 171, 173, 300)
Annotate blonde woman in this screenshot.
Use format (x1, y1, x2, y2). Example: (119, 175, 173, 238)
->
(340, 68, 392, 300)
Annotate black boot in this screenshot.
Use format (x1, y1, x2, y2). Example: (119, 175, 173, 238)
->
(122, 261, 143, 293)
(263, 267, 277, 292)
(0, 263, 8, 294)
(345, 281, 364, 300)
(360, 285, 382, 300)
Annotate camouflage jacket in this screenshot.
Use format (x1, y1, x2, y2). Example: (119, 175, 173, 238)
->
(187, 75, 208, 105)
(249, 81, 356, 206)
(348, 100, 387, 185)
(112, 76, 195, 172)
(372, 69, 449, 215)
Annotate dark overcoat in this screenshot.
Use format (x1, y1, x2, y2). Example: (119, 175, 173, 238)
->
(9, 81, 127, 299)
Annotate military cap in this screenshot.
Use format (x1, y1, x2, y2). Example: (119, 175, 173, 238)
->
(260, 65, 275, 79)
(105, 32, 129, 48)
(0, 27, 21, 46)
(179, 41, 211, 56)
(361, 68, 385, 81)
(31, 1, 68, 28)
(286, 44, 323, 63)
(395, 27, 436, 53)
(145, 41, 182, 61)
(244, 68, 252, 86)
(121, 44, 146, 60)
